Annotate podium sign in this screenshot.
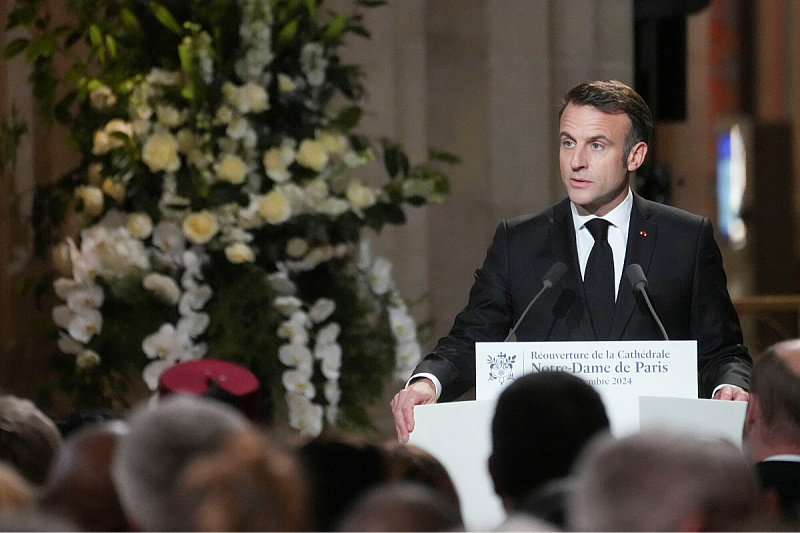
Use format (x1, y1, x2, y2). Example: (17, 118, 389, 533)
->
(476, 340, 698, 401)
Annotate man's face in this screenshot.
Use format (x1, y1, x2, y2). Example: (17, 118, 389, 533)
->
(559, 103, 646, 216)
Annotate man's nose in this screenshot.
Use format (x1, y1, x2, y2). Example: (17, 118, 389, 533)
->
(571, 146, 587, 171)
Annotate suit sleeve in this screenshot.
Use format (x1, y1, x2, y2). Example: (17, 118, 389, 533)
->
(692, 218, 752, 397)
(412, 222, 514, 402)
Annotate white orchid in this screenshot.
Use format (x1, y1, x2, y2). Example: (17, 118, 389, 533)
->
(286, 391, 324, 437)
(278, 343, 313, 370)
(282, 367, 315, 399)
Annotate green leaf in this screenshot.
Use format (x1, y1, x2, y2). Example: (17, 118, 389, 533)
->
(2, 38, 30, 60)
(105, 34, 118, 59)
(427, 148, 460, 165)
(89, 24, 103, 49)
(5, 5, 38, 29)
(149, 1, 183, 35)
(322, 14, 348, 43)
(276, 19, 298, 47)
(120, 8, 141, 33)
(332, 106, 362, 130)
(304, 0, 317, 15)
(24, 32, 56, 61)
(382, 141, 410, 179)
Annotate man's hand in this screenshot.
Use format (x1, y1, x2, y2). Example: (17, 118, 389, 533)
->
(713, 384, 750, 402)
(390, 378, 437, 443)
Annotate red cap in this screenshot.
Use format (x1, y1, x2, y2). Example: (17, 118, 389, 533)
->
(158, 359, 260, 420)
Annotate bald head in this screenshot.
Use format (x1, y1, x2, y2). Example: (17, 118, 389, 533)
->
(744, 339, 800, 461)
(764, 339, 800, 372)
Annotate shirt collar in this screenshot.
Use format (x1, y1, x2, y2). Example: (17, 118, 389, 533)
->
(570, 188, 633, 233)
(762, 454, 800, 463)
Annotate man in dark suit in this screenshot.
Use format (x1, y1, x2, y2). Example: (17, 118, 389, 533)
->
(391, 80, 751, 442)
(743, 338, 800, 523)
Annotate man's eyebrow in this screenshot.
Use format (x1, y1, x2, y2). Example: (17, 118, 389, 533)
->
(559, 132, 613, 144)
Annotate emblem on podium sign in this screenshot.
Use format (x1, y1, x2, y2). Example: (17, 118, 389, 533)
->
(486, 352, 516, 385)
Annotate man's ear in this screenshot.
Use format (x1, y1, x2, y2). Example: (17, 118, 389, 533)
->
(488, 454, 500, 495)
(743, 394, 759, 434)
(626, 141, 648, 171)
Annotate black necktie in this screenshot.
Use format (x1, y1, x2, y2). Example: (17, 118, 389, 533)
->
(584, 218, 614, 340)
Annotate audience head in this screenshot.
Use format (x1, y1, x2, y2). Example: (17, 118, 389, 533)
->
(381, 441, 461, 511)
(298, 433, 388, 531)
(0, 462, 35, 513)
(743, 338, 800, 461)
(0, 395, 62, 486)
(111, 394, 250, 531)
(489, 370, 609, 511)
(165, 427, 309, 531)
(39, 420, 129, 532)
(568, 431, 763, 531)
(337, 482, 463, 532)
(55, 408, 121, 439)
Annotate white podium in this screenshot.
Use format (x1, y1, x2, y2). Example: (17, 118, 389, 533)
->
(408, 395, 747, 531)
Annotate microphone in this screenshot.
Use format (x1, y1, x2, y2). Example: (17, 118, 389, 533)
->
(505, 262, 568, 342)
(626, 263, 669, 341)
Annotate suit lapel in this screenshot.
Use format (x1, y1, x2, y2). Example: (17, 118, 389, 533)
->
(609, 193, 657, 339)
(548, 199, 595, 340)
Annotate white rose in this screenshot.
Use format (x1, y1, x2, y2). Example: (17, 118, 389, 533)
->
(156, 104, 186, 128)
(215, 105, 234, 124)
(346, 181, 376, 210)
(241, 82, 269, 113)
(175, 129, 198, 153)
(182, 211, 219, 244)
(296, 139, 329, 172)
(89, 86, 117, 110)
(142, 131, 181, 173)
(286, 237, 309, 258)
(102, 178, 126, 203)
(304, 178, 329, 202)
(259, 190, 292, 225)
(263, 146, 295, 183)
(317, 130, 348, 155)
(127, 213, 154, 239)
(316, 197, 350, 217)
(147, 67, 181, 86)
(278, 73, 297, 93)
(74, 186, 105, 216)
(224, 242, 255, 264)
(215, 154, 248, 184)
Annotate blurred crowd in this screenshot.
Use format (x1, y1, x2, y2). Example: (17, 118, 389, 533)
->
(1, 338, 800, 531)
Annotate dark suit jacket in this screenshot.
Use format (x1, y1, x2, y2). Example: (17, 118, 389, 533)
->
(415, 193, 752, 401)
(755, 460, 800, 522)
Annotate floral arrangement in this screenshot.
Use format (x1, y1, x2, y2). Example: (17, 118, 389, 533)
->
(5, 0, 453, 435)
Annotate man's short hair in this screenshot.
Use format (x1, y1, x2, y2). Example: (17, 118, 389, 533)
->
(749, 343, 800, 442)
(559, 80, 653, 162)
(568, 432, 761, 531)
(110, 394, 249, 531)
(0, 395, 62, 485)
(490, 370, 609, 505)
